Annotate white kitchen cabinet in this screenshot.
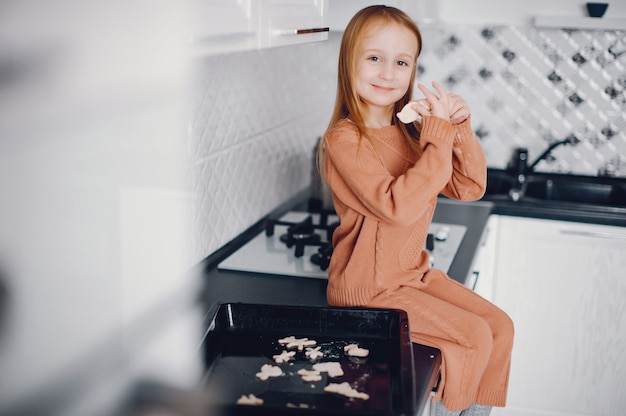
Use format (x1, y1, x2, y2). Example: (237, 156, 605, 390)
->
(186, 0, 328, 56)
(259, 0, 328, 48)
(484, 215, 626, 416)
(186, 0, 258, 56)
(468, 215, 499, 298)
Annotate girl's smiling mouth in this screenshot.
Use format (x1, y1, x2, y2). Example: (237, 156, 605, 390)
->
(372, 84, 395, 92)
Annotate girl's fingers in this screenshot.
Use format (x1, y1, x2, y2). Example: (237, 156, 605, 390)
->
(450, 106, 470, 121)
(397, 100, 431, 123)
(448, 94, 463, 113)
(418, 83, 470, 124)
(448, 93, 471, 124)
(417, 82, 449, 121)
(417, 83, 437, 102)
(415, 99, 430, 113)
(431, 81, 449, 100)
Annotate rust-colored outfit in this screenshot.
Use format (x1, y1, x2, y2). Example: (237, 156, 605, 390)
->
(323, 116, 514, 411)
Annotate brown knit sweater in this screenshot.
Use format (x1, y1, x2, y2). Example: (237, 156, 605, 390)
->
(323, 116, 487, 306)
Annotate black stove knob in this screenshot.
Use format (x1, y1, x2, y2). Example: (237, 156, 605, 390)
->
(319, 244, 333, 271)
(294, 241, 305, 258)
(311, 243, 333, 271)
(265, 219, 276, 236)
(426, 233, 435, 252)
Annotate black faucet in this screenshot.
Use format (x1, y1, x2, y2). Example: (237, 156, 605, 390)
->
(527, 133, 580, 171)
(506, 147, 529, 201)
(505, 134, 580, 201)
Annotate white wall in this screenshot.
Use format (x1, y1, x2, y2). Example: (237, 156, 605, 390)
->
(440, 0, 626, 24)
(329, 0, 626, 28)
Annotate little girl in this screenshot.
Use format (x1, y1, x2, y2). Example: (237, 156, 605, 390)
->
(319, 5, 514, 416)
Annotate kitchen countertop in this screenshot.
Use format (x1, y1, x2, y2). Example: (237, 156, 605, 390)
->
(482, 195, 626, 227)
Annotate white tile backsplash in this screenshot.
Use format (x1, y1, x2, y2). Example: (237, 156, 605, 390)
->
(418, 25, 626, 177)
(190, 37, 339, 261)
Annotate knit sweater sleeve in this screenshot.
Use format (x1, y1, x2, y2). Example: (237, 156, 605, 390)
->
(324, 116, 455, 226)
(440, 116, 487, 201)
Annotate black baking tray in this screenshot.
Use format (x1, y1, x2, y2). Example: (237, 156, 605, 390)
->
(201, 302, 417, 416)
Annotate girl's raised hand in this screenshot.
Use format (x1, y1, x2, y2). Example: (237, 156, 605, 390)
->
(449, 93, 471, 125)
(416, 81, 451, 122)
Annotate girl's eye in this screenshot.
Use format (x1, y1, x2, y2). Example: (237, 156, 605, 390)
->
(368, 56, 380, 62)
(397, 60, 408, 67)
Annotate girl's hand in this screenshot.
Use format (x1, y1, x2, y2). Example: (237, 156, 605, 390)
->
(416, 81, 451, 122)
(449, 93, 471, 125)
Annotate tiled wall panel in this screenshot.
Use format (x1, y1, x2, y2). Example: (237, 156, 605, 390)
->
(419, 25, 626, 176)
(190, 40, 337, 261)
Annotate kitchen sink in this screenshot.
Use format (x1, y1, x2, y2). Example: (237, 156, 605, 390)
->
(484, 169, 517, 197)
(483, 169, 626, 207)
(524, 177, 626, 206)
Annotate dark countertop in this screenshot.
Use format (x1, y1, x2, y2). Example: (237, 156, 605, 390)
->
(430, 198, 493, 283)
(483, 195, 626, 227)
(481, 168, 626, 227)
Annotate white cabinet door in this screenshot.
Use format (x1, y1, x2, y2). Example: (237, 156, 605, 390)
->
(489, 216, 626, 416)
(186, 0, 259, 56)
(470, 215, 499, 299)
(259, 0, 328, 48)
(186, 0, 328, 56)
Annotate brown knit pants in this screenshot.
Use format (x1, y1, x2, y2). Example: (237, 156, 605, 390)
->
(366, 269, 514, 412)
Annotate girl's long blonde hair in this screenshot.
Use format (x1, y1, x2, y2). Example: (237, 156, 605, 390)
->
(318, 5, 423, 177)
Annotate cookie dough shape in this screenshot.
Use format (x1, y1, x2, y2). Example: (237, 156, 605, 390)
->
(305, 346, 324, 360)
(344, 343, 370, 358)
(278, 336, 317, 351)
(397, 103, 420, 124)
(273, 350, 296, 363)
(297, 368, 323, 382)
(236, 394, 264, 405)
(324, 382, 370, 400)
(312, 361, 344, 378)
(256, 364, 283, 381)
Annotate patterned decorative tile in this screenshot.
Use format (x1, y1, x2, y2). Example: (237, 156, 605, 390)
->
(419, 24, 626, 177)
(189, 35, 338, 260)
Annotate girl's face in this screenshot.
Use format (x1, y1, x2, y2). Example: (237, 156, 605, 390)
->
(354, 22, 418, 125)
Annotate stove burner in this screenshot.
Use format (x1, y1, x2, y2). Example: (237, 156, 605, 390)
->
(310, 243, 333, 271)
(220, 210, 467, 279)
(279, 233, 321, 246)
(280, 233, 322, 257)
(266, 211, 339, 261)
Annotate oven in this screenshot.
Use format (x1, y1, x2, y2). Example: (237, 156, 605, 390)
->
(218, 208, 467, 279)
